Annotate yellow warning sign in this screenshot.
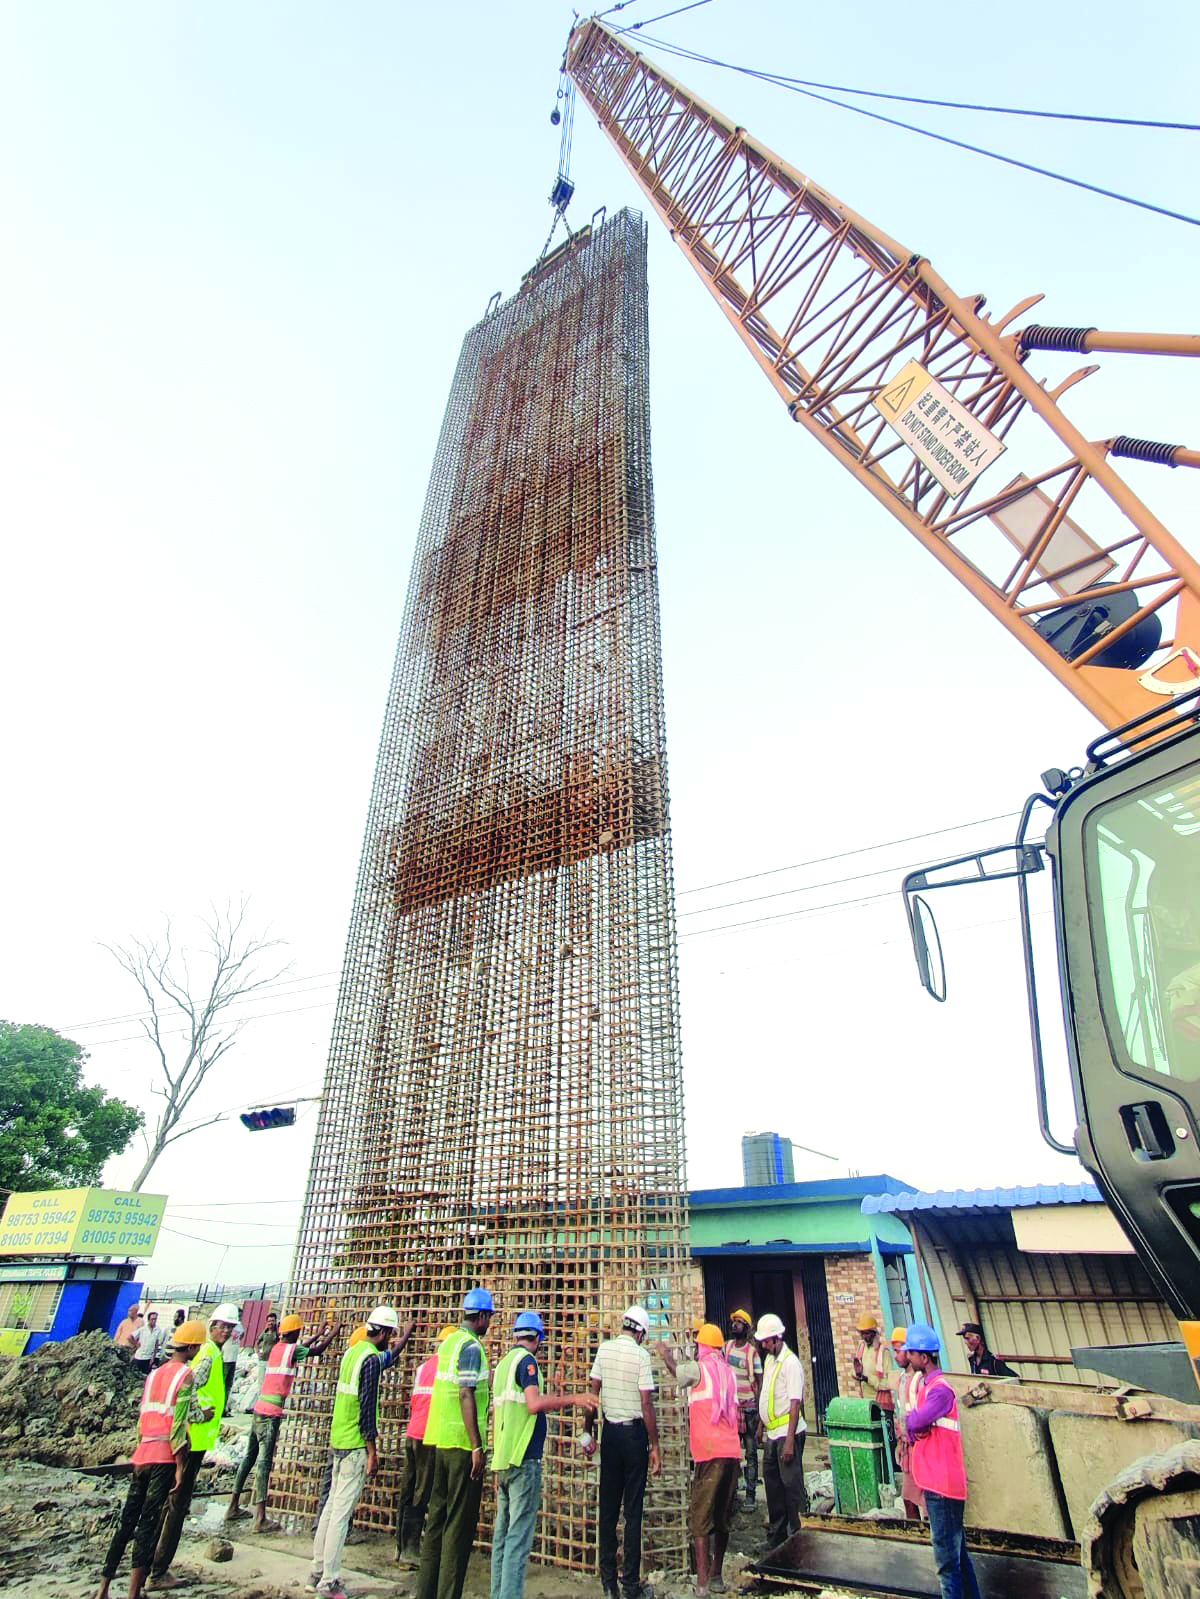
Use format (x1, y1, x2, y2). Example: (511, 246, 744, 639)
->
(873, 359, 1005, 497)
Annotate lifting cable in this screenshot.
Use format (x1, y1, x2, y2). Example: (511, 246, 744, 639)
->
(614, 27, 1200, 228)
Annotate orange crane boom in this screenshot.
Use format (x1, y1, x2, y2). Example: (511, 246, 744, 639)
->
(565, 18, 1200, 731)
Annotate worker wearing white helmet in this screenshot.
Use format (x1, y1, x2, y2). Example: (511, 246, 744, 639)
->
(589, 1306, 660, 1599)
(310, 1306, 414, 1599)
(148, 1301, 241, 1589)
(755, 1313, 809, 1549)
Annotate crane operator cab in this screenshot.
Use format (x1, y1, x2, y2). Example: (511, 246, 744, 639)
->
(902, 689, 1200, 1350)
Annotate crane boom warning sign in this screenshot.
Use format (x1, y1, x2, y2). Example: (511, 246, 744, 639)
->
(872, 359, 1005, 497)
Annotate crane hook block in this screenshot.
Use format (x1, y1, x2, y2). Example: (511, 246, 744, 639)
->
(549, 175, 575, 211)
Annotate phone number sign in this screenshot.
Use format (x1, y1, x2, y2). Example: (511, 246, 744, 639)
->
(0, 1188, 167, 1257)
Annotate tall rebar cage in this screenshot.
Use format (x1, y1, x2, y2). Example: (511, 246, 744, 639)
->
(273, 208, 691, 1573)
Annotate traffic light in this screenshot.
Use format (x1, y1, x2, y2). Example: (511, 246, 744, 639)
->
(239, 1106, 297, 1132)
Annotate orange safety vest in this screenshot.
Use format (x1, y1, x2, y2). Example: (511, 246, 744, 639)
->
(132, 1362, 192, 1466)
(406, 1354, 438, 1441)
(909, 1370, 966, 1500)
(686, 1355, 742, 1464)
(253, 1340, 298, 1416)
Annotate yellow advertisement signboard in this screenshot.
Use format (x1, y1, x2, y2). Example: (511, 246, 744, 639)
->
(0, 1188, 167, 1258)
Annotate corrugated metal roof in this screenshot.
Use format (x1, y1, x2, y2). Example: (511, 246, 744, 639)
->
(861, 1182, 1103, 1216)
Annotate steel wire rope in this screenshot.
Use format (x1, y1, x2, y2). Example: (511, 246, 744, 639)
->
(613, 28, 1200, 227)
(618, 29, 1198, 130)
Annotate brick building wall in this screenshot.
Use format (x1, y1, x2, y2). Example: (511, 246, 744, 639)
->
(825, 1253, 887, 1398)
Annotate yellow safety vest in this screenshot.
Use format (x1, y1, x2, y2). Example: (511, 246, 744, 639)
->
(188, 1341, 225, 1452)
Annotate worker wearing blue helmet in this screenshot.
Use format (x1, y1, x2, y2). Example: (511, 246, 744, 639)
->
(903, 1324, 981, 1599)
(416, 1288, 496, 1599)
(490, 1311, 597, 1599)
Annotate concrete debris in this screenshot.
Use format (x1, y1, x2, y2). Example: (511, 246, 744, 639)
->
(0, 1331, 142, 1467)
(206, 1537, 235, 1562)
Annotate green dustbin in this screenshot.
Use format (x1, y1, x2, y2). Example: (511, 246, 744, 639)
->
(826, 1396, 888, 1514)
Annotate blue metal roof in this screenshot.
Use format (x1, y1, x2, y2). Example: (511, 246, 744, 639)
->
(691, 1173, 912, 1208)
(860, 1182, 1103, 1216)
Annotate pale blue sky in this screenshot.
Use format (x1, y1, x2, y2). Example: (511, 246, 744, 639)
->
(2, 2, 1196, 1284)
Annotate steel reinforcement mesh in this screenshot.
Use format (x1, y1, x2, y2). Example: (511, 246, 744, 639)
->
(273, 209, 692, 1573)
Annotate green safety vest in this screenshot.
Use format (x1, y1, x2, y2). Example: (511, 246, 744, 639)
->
(425, 1328, 488, 1452)
(491, 1345, 542, 1472)
(188, 1340, 226, 1452)
(330, 1339, 376, 1450)
(764, 1349, 797, 1432)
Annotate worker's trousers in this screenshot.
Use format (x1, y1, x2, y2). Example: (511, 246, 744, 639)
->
(598, 1417, 649, 1598)
(102, 1462, 174, 1578)
(233, 1413, 282, 1506)
(490, 1455, 542, 1599)
(415, 1448, 484, 1599)
(924, 1491, 982, 1599)
(311, 1447, 368, 1588)
(396, 1434, 437, 1559)
(762, 1434, 808, 1549)
(738, 1405, 758, 1498)
(151, 1449, 205, 1577)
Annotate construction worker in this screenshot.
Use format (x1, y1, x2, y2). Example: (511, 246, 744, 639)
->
(904, 1324, 981, 1599)
(852, 1313, 893, 1403)
(416, 1288, 495, 1599)
(310, 1305, 413, 1599)
(489, 1311, 596, 1599)
(147, 1301, 238, 1591)
(852, 1312, 895, 1480)
(590, 1304, 660, 1599)
(396, 1325, 457, 1567)
(95, 1319, 208, 1599)
(226, 1313, 340, 1532)
(755, 1313, 808, 1549)
(889, 1328, 924, 1521)
(724, 1309, 761, 1502)
(660, 1324, 740, 1599)
(958, 1322, 1016, 1378)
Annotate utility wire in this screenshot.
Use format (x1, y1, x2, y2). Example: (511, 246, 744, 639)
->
(676, 811, 1019, 895)
(677, 850, 968, 919)
(160, 1225, 293, 1249)
(62, 969, 340, 1032)
(619, 29, 1200, 228)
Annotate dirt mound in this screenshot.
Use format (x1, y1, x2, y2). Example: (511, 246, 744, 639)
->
(0, 1330, 142, 1467)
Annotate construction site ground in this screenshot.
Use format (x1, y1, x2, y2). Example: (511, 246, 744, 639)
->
(3, 1448, 857, 1599)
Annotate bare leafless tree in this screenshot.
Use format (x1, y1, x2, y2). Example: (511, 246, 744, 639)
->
(103, 901, 290, 1190)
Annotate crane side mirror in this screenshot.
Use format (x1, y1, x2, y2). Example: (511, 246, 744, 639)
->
(910, 894, 946, 1002)
(902, 841, 1045, 1003)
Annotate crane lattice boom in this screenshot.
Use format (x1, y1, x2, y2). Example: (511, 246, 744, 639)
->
(566, 19, 1200, 731)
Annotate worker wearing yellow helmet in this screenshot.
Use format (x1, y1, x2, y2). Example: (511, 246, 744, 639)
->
(396, 1326, 458, 1566)
(888, 1329, 924, 1521)
(226, 1312, 343, 1534)
(723, 1309, 762, 1503)
(95, 1319, 208, 1599)
(852, 1312, 896, 1488)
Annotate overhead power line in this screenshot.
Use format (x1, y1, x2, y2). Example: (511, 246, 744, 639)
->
(618, 29, 1200, 228)
(677, 811, 1019, 895)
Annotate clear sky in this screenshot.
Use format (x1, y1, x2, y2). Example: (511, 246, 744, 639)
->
(2, 1, 1196, 1289)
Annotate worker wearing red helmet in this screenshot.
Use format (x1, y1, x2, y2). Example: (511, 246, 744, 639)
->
(904, 1324, 980, 1599)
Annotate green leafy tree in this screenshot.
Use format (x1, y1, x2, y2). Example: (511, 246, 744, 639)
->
(0, 1022, 143, 1191)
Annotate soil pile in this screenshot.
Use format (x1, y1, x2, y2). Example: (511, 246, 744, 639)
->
(0, 1331, 142, 1467)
